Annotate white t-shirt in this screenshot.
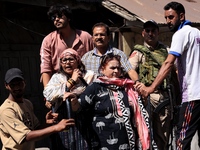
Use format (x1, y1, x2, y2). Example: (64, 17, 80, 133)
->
(169, 25, 200, 103)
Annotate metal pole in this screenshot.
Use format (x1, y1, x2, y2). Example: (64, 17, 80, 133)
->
(65, 85, 76, 150)
(66, 98, 76, 150)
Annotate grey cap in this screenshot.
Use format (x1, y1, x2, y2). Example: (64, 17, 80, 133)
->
(5, 68, 24, 83)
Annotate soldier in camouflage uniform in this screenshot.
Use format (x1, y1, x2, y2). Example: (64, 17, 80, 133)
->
(129, 20, 179, 150)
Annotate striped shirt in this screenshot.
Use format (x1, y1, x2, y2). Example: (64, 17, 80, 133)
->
(81, 46, 132, 74)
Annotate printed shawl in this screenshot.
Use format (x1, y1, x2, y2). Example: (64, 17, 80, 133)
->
(97, 77, 150, 150)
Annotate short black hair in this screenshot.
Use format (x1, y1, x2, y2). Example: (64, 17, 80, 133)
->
(164, 1, 185, 15)
(92, 22, 110, 36)
(47, 4, 73, 24)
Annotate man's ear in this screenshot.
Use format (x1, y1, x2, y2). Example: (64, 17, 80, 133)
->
(142, 30, 145, 37)
(23, 80, 26, 87)
(179, 13, 185, 22)
(5, 82, 9, 90)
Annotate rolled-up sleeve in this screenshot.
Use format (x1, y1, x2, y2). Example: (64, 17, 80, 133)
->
(129, 50, 144, 70)
(40, 35, 53, 74)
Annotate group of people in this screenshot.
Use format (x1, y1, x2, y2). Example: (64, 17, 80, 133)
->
(0, 1, 200, 150)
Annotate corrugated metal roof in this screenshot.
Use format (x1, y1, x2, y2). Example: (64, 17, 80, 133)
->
(102, 0, 200, 24)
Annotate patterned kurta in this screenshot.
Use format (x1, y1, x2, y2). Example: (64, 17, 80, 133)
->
(79, 81, 134, 150)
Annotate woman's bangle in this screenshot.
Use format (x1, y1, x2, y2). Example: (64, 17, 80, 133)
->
(68, 78, 76, 86)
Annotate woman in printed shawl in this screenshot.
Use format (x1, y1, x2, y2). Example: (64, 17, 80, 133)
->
(43, 48, 96, 150)
(69, 54, 150, 150)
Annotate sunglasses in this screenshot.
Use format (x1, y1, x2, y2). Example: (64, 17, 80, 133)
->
(50, 14, 64, 21)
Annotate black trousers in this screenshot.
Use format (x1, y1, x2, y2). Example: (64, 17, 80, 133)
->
(176, 100, 200, 150)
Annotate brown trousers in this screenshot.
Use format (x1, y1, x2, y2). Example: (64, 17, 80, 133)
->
(149, 91, 172, 150)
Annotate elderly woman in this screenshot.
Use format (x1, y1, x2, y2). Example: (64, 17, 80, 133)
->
(43, 48, 96, 150)
(70, 54, 150, 150)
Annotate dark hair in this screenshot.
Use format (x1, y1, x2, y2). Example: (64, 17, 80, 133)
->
(98, 53, 122, 73)
(47, 4, 74, 26)
(92, 22, 110, 36)
(164, 2, 185, 15)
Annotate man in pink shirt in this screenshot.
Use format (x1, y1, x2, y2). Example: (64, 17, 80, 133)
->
(40, 4, 93, 87)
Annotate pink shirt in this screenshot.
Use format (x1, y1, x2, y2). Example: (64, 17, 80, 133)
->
(40, 29, 93, 74)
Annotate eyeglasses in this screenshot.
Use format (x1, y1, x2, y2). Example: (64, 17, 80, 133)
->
(60, 58, 75, 64)
(50, 14, 64, 21)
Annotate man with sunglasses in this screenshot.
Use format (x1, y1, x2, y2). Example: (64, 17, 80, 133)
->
(40, 4, 93, 87)
(129, 20, 180, 150)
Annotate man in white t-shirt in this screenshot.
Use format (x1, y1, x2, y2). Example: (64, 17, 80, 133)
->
(136, 2, 200, 149)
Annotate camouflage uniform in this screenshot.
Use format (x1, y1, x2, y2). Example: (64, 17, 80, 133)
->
(129, 42, 180, 150)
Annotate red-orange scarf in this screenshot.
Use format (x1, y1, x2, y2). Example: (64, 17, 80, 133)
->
(97, 77, 150, 150)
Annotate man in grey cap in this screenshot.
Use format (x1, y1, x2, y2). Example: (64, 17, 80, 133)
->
(129, 20, 180, 149)
(0, 68, 75, 150)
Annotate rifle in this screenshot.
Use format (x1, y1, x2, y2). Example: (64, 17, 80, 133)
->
(153, 84, 176, 150)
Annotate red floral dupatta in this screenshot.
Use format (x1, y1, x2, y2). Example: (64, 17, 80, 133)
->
(98, 77, 150, 150)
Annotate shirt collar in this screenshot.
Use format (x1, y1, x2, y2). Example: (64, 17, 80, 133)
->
(93, 46, 113, 56)
(178, 20, 191, 30)
(144, 42, 160, 51)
